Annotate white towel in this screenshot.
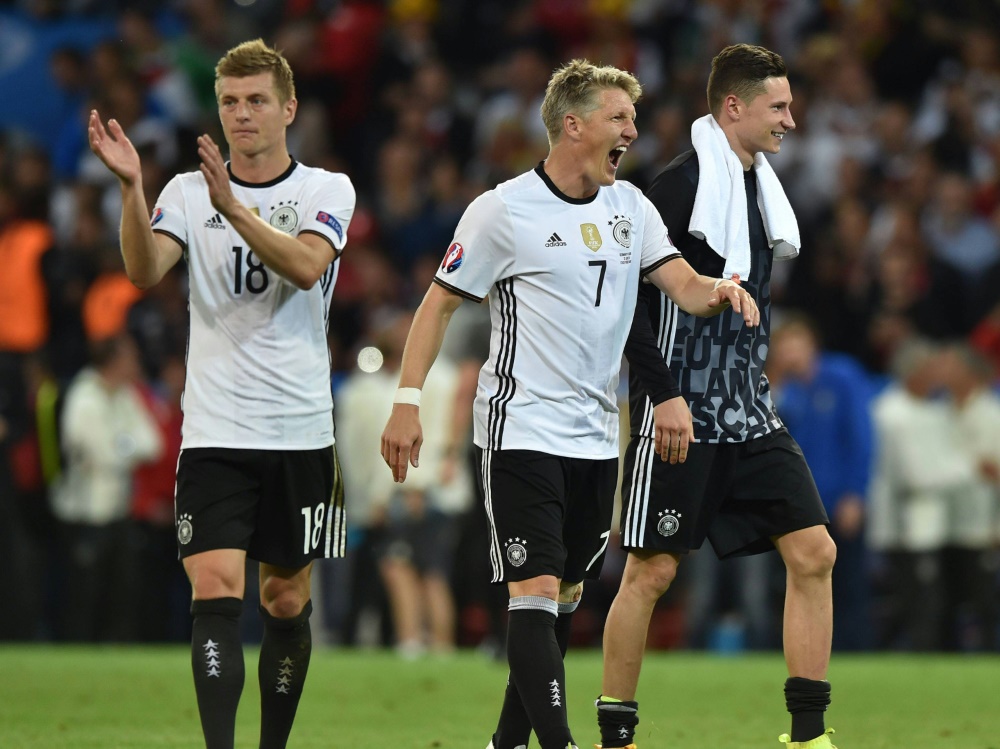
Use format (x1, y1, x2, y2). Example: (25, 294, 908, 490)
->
(688, 114, 800, 282)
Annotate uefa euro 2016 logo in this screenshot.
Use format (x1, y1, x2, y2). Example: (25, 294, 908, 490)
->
(442, 242, 464, 273)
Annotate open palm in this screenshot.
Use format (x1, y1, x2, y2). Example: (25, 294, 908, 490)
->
(88, 110, 141, 184)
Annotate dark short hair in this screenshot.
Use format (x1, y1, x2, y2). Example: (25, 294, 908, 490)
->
(707, 44, 787, 115)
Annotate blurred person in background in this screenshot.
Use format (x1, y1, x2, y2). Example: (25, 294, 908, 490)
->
(768, 314, 875, 651)
(128, 353, 189, 642)
(49, 333, 162, 641)
(867, 337, 978, 650)
(938, 343, 1000, 650)
(438, 298, 510, 658)
(337, 310, 470, 657)
(88, 38, 355, 749)
(922, 171, 1000, 329)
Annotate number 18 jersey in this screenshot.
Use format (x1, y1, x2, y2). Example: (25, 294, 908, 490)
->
(151, 160, 356, 451)
(434, 164, 678, 460)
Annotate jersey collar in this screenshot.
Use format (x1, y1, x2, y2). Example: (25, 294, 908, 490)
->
(534, 161, 599, 205)
(227, 158, 299, 188)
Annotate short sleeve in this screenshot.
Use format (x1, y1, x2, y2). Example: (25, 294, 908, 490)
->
(150, 175, 188, 248)
(638, 195, 678, 274)
(433, 190, 514, 302)
(298, 172, 356, 253)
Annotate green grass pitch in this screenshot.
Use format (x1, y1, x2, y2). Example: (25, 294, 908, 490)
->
(1, 646, 997, 748)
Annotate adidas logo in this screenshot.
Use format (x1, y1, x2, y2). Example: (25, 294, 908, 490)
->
(204, 214, 225, 229)
(544, 232, 567, 247)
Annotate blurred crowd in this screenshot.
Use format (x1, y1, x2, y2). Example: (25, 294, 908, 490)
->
(1, 0, 999, 653)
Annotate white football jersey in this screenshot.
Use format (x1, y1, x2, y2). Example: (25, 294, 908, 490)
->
(152, 161, 355, 450)
(434, 165, 678, 459)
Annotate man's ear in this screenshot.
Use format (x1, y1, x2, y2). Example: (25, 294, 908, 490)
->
(284, 97, 298, 126)
(723, 94, 742, 122)
(564, 112, 583, 141)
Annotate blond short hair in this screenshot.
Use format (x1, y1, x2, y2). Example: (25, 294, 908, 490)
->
(540, 59, 642, 144)
(215, 39, 296, 104)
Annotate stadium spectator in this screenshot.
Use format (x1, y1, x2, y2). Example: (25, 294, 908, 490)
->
(768, 314, 876, 651)
(922, 171, 1000, 322)
(381, 57, 756, 749)
(127, 354, 189, 642)
(938, 343, 1000, 650)
(343, 311, 469, 657)
(49, 333, 162, 641)
(601, 45, 838, 749)
(867, 336, 977, 650)
(87, 39, 355, 748)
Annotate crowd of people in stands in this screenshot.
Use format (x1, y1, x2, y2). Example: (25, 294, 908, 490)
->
(0, 0, 998, 652)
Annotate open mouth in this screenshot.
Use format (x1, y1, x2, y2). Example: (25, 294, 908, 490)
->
(609, 145, 627, 169)
(772, 131, 785, 140)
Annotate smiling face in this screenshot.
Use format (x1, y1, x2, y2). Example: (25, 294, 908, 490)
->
(217, 72, 296, 162)
(578, 86, 638, 190)
(730, 76, 794, 166)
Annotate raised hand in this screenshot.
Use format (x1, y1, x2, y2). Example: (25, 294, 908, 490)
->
(197, 134, 240, 217)
(88, 110, 141, 185)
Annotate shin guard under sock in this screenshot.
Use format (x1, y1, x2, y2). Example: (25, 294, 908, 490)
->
(493, 599, 579, 749)
(191, 597, 245, 749)
(505, 597, 574, 749)
(258, 601, 313, 749)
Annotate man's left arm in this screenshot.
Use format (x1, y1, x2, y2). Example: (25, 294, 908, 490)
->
(645, 259, 759, 325)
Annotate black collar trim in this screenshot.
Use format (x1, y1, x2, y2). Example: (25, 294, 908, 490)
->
(534, 161, 599, 205)
(227, 158, 298, 188)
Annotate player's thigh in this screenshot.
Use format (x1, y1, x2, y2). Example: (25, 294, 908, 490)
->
(618, 436, 726, 553)
(709, 430, 829, 559)
(175, 447, 260, 558)
(562, 455, 619, 584)
(250, 446, 338, 568)
(475, 447, 570, 584)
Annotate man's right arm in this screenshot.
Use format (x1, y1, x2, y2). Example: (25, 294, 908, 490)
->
(381, 282, 465, 483)
(120, 180, 183, 289)
(88, 110, 182, 289)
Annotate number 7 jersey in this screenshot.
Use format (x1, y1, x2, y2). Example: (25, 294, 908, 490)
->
(434, 164, 678, 459)
(151, 160, 355, 450)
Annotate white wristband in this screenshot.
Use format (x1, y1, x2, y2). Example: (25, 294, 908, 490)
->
(713, 278, 729, 290)
(394, 387, 421, 407)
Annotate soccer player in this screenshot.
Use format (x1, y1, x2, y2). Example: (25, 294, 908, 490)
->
(88, 39, 355, 749)
(598, 44, 839, 749)
(380, 59, 758, 749)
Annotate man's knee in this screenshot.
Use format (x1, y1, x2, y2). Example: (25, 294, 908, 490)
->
(508, 574, 560, 601)
(558, 580, 583, 605)
(624, 551, 680, 599)
(260, 565, 312, 618)
(782, 528, 837, 579)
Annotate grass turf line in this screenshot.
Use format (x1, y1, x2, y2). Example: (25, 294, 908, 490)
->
(0, 646, 997, 748)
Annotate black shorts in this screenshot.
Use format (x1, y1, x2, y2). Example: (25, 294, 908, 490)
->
(175, 446, 346, 566)
(475, 448, 618, 585)
(619, 429, 827, 558)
